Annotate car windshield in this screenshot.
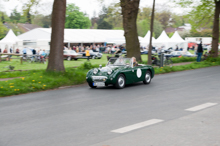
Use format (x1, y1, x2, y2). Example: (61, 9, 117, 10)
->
(107, 58, 132, 67)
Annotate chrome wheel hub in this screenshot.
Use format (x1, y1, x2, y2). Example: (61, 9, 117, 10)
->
(145, 73, 151, 83)
(118, 77, 125, 87)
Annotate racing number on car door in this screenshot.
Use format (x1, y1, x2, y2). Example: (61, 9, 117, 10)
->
(131, 67, 142, 82)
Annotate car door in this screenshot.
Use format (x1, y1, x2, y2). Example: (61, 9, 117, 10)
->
(131, 66, 145, 82)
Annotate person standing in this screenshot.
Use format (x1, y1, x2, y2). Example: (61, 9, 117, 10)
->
(32, 48, 36, 55)
(86, 48, 90, 61)
(196, 41, 203, 62)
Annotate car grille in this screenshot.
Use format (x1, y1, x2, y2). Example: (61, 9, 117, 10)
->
(92, 76, 107, 82)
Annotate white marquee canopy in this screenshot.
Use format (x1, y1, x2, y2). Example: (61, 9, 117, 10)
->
(0, 29, 20, 52)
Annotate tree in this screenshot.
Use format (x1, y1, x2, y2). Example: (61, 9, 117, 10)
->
(96, 5, 113, 29)
(155, 10, 171, 29)
(65, 4, 91, 29)
(32, 14, 51, 28)
(174, 0, 220, 57)
(148, 0, 155, 65)
(120, 0, 142, 61)
(10, 8, 21, 23)
(212, 0, 220, 57)
(0, 22, 7, 39)
(21, 0, 41, 23)
(46, 0, 66, 72)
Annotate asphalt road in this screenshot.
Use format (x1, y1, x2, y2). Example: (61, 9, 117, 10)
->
(0, 66, 220, 146)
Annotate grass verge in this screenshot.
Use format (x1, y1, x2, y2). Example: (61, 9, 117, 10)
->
(0, 58, 220, 97)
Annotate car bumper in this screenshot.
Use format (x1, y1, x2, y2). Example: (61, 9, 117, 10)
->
(86, 75, 114, 85)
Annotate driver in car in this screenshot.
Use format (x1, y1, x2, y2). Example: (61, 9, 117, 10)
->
(132, 57, 138, 67)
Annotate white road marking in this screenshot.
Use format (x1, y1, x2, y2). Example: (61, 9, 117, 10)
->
(111, 119, 164, 134)
(185, 103, 218, 112)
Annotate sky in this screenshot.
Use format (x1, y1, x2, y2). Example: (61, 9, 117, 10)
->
(0, 0, 190, 18)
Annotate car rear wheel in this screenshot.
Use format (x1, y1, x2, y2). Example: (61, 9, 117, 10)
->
(74, 58, 78, 61)
(67, 56, 71, 61)
(88, 82, 97, 88)
(114, 74, 125, 89)
(143, 70, 151, 84)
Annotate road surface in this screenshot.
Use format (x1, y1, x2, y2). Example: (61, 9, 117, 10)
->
(0, 66, 220, 146)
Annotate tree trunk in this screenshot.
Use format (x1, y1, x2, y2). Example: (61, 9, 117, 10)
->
(120, 0, 141, 62)
(211, 0, 220, 57)
(148, 0, 155, 65)
(47, 0, 66, 72)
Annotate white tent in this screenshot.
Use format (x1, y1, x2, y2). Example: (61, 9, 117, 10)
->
(18, 28, 125, 44)
(170, 31, 188, 51)
(153, 30, 171, 49)
(0, 29, 20, 53)
(140, 31, 156, 47)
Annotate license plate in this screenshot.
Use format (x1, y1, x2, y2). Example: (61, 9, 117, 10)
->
(93, 82, 105, 86)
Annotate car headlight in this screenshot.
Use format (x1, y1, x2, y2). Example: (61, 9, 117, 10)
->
(93, 68, 98, 74)
(107, 69, 112, 75)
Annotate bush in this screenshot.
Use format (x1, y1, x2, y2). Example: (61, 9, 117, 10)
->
(171, 56, 196, 63)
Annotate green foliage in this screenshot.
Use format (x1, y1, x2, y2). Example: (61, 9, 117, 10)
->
(9, 8, 21, 23)
(0, 68, 88, 97)
(154, 57, 220, 74)
(0, 22, 8, 39)
(32, 14, 51, 28)
(173, 0, 215, 30)
(153, 20, 163, 38)
(155, 10, 171, 29)
(22, 0, 41, 23)
(171, 56, 197, 63)
(168, 32, 174, 38)
(65, 4, 91, 29)
(97, 20, 113, 29)
(137, 19, 150, 37)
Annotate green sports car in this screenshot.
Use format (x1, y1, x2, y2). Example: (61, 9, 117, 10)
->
(86, 57, 155, 89)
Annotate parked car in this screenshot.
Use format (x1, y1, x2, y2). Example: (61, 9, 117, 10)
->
(141, 49, 156, 55)
(79, 50, 102, 59)
(165, 51, 197, 57)
(86, 57, 154, 89)
(63, 50, 82, 61)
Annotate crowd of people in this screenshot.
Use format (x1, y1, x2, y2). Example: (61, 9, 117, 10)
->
(63, 44, 126, 54)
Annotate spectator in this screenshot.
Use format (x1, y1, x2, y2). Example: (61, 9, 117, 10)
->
(16, 48, 20, 54)
(32, 48, 36, 55)
(111, 46, 115, 54)
(3, 48, 7, 53)
(22, 47, 27, 55)
(85, 48, 90, 61)
(10, 47, 12, 53)
(76, 46, 79, 53)
(196, 41, 203, 62)
(175, 45, 179, 51)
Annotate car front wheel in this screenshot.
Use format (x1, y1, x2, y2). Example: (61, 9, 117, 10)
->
(114, 74, 125, 89)
(143, 70, 151, 84)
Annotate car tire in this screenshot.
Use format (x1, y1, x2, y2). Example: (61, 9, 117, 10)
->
(114, 74, 125, 89)
(143, 70, 151, 84)
(67, 56, 71, 61)
(74, 58, 78, 61)
(88, 82, 97, 88)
